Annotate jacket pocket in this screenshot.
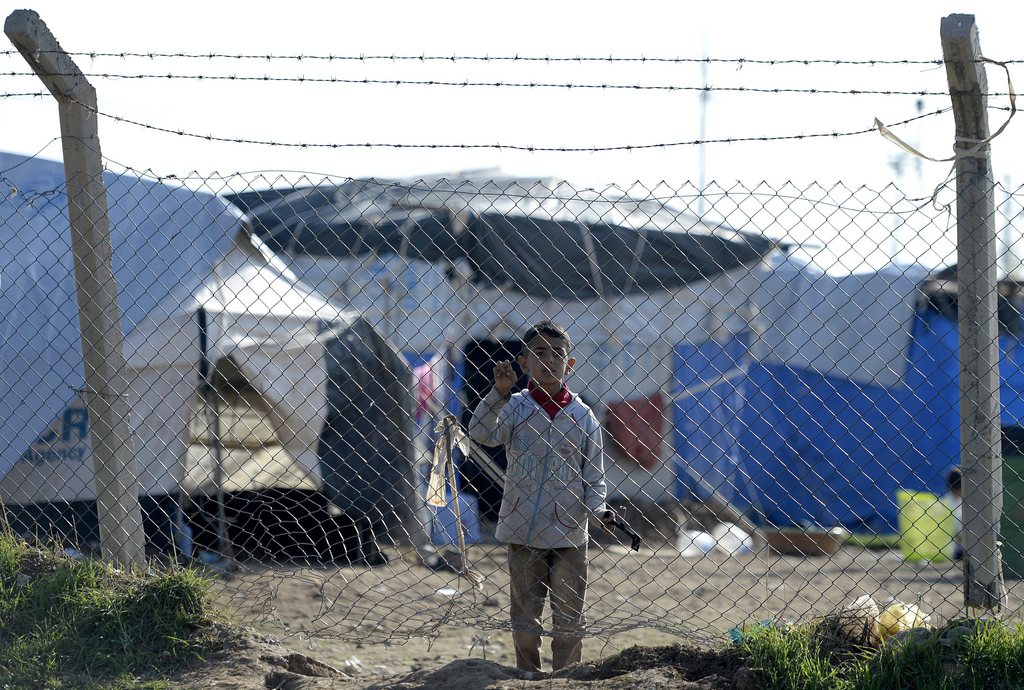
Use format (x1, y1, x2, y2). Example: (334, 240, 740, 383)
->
(553, 502, 585, 530)
(499, 495, 521, 519)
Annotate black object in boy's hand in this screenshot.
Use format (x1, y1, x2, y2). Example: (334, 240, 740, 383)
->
(608, 516, 642, 551)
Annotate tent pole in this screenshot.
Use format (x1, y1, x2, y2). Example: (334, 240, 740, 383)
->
(198, 308, 234, 562)
(210, 389, 233, 561)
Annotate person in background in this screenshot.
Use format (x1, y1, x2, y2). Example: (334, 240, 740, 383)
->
(469, 321, 615, 673)
(944, 466, 963, 560)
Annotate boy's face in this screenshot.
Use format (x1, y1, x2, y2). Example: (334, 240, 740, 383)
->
(518, 334, 575, 393)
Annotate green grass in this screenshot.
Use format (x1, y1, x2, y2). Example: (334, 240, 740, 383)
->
(738, 618, 1024, 690)
(0, 530, 219, 689)
(842, 533, 902, 550)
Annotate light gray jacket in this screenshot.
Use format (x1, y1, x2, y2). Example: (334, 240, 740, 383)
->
(469, 387, 608, 548)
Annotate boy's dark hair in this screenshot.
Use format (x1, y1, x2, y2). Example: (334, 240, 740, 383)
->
(522, 321, 572, 350)
(947, 466, 962, 493)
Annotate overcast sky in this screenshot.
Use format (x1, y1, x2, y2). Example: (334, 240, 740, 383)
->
(2, 1, 1022, 272)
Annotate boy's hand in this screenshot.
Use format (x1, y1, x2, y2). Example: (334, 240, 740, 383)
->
(600, 509, 616, 533)
(492, 360, 517, 397)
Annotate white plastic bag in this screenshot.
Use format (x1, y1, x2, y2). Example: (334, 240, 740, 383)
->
(712, 522, 753, 556)
(677, 529, 717, 556)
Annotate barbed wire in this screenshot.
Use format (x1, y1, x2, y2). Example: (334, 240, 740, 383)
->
(0, 92, 48, 98)
(3, 49, 1022, 66)
(71, 97, 952, 152)
(0, 70, 1010, 98)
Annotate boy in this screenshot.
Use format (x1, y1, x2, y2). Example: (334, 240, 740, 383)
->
(469, 321, 614, 672)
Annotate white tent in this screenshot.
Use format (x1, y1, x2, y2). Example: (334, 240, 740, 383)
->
(2, 230, 346, 504)
(0, 153, 416, 553)
(0, 152, 236, 477)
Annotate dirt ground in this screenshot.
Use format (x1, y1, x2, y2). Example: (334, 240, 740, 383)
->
(170, 540, 1023, 689)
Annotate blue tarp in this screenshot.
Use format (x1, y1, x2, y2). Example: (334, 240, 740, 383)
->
(674, 309, 1024, 534)
(673, 333, 751, 509)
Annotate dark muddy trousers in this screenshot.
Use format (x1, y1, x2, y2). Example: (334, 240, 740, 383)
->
(507, 543, 588, 672)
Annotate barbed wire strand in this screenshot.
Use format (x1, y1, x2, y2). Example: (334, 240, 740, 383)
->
(1, 70, 1014, 98)
(69, 96, 953, 152)
(3, 49, 1023, 66)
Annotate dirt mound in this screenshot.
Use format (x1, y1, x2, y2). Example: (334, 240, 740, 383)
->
(163, 624, 360, 690)
(163, 630, 744, 690)
(563, 643, 740, 683)
(360, 644, 742, 690)
(363, 659, 528, 689)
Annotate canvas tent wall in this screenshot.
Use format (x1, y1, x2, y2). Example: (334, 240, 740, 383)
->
(225, 175, 776, 513)
(0, 153, 416, 553)
(673, 252, 1024, 535)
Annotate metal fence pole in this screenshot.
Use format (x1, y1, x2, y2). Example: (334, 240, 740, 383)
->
(941, 13, 1005, 612)
(4, 10, 146, 568)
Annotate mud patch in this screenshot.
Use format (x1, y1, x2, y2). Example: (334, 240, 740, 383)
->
(561, 643, 741, 686)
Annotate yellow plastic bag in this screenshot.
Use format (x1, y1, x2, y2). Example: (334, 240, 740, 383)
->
(896, 490, 956, 562)
(878, 601, 929, 639)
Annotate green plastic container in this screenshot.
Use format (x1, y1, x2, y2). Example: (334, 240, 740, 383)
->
(897, 490, 956, 563)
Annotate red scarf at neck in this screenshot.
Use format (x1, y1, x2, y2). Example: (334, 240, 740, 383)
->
(528, 380, 573, 418)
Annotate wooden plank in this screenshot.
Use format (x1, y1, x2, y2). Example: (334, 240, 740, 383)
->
(5, 10, 146, 568)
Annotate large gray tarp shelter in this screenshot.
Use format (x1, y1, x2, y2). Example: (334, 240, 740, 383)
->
(225, 175, 777, 531)
(226, 178, 775, 300)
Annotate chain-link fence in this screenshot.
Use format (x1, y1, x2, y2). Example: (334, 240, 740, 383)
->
(3, 147, 1023, 647)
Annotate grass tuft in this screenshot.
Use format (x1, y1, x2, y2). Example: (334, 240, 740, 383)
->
(739, 617, 1024, 690)
(0, 530, 219, 689)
